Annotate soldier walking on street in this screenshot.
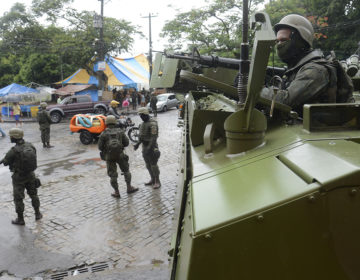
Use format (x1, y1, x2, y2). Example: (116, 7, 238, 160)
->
(37, 102, 54, 148)
(134, 108, 161, 189)
(0, 128, 42, 225)
(150, 92, 158, 117)
(98, 115, 138, 198)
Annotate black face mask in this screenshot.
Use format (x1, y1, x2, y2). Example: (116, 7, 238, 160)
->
(140, 114, 150, 122)
(275, 31, 310, 65)
(10, 137, 17, 143)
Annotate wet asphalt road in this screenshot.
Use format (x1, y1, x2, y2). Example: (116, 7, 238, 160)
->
(0, 108, 181, 279)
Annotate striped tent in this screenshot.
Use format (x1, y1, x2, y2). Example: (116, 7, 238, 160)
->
(58, 54, 150, 88)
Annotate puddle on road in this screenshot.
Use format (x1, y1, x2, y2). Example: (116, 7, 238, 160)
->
(40, 157, 103, 176)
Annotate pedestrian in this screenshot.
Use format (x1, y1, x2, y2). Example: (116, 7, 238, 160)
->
(57, 95, 62, 104)
(0, 128, 42, 225)
(98, 115, 138, 198)
(107, 100, 121, 119)
(261, 14, 354, 115)
(131, 88, 138, 111)
(37, 102, 54, 148)
(13, 102, 22, 127)
(134, 107, 161, 189)
(150, 92, 158, 117)
(0, 111, 6, 137)
(122, 97, 130, 114)
(137, 90, 141, 106)
(116, 89, 123, 109)
(140, 92, 146, 107)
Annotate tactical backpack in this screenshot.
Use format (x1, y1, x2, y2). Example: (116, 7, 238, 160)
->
(16, 143, 37, 173)
(314, 57, 354, 103)
(106, 130, 123, 161)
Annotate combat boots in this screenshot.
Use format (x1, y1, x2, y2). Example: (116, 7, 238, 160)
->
(43, 143, 47, 148)
(144, 179, 154, 186)
(127, 183, 139, 194)
(111, 189, 121, 198)
(12, 213, 25, 225)
(153, 177, 161, 189)
(35, 210, 43, 220)
(46, 142, 54, 148)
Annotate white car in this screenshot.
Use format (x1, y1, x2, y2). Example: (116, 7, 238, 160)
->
(147, 93, 180, 112)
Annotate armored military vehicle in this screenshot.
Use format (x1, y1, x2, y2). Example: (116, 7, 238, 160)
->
(150, 7, 360, 280)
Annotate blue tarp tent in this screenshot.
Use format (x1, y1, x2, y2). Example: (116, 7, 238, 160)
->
(0, 83, 39, 96)
(0, 83, 39, 117)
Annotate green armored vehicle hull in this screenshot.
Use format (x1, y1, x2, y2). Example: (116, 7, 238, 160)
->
(151, 10, 360, 280)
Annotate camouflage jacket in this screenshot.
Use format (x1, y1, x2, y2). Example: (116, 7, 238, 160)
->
(264, 50, 337, 115)
(1, 139, 36, 182)
(37, 108, 52, 128)
(139, 119, 158, 151)
(150, 95, 158, 107)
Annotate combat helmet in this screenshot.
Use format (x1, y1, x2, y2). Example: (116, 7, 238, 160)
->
(105, 115, 117, 125)
(274, 14, 314, 47)
(40, 102, 47, 109)
(9, 128, 24, 139)
(110, 100, 119, 107)
(138, 107, 150, 115)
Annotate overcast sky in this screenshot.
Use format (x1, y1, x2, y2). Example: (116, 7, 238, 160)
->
(1, 0, 209, 57)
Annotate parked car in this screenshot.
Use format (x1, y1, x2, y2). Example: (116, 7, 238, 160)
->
(147, 93, 180, 112)
(47, 95, 110, 123)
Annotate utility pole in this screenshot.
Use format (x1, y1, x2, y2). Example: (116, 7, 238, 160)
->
(99, 0, 104, 61)
(142, 13, 158, 79)
(94, 0, 105, 97)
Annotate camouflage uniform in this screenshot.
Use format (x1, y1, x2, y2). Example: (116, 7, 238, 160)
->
(37, 107, 52, 147)
(1, 138, 41, 225)
(138, 117, 161, 188)
(262, 14, 353, 116)
(150, 94, 158, 117)
(98, 123, 137, 197)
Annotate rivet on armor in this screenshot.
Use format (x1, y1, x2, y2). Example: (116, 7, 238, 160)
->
(257, 215, 264, 221)
(350, 188, 358, 196)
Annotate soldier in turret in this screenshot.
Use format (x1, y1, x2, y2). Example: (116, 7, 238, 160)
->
(98, 115, 138, 198)
(37, 102, 54, 148)
(0, 128, 42, 225)
(262, 14, 353, 115)
(134, 107, 161, 189)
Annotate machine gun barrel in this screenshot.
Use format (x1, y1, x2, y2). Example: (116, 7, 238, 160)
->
(165, 53, 240, 70)
(165, 52, 286, 77)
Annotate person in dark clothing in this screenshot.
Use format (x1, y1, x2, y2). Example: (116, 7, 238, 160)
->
(37, 102, 54, 148)
(98, 115, 138, 198)
(134, 107, 161, 189)
(0, 128, 42, 225)
(150, 93, 158, 117)
(131, 88, 138, 110)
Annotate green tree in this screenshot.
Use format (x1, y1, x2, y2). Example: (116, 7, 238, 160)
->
(0, 0, 142, 87)
(161, 0, 265, 58)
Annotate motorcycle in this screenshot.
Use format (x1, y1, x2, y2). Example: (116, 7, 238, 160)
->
(117, 116, 139, 143)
